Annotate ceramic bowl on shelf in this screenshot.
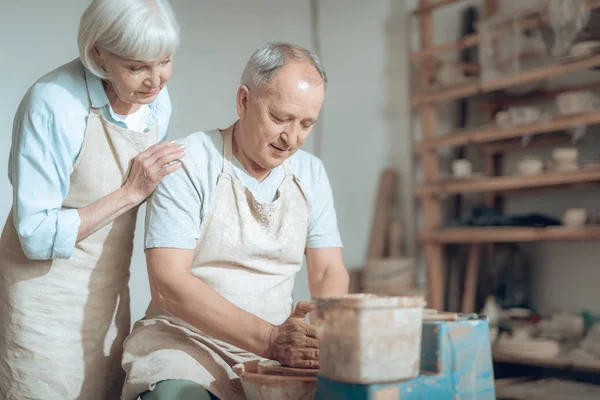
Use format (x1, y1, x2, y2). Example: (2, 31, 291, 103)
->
(562, 208, 588, 227)
(451, 159, 472, 179)
(508, 106, 542, 126)
(552, 147, 579, 164)
(516, 156, 544, 176)
(556, 90, 598, 114)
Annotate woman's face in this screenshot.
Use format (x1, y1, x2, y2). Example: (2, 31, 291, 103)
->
(94, 47, 173, 108)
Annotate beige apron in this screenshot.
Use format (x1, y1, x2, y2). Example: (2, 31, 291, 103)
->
(121, 124, 310, 400)
(0, 80, 157, 399)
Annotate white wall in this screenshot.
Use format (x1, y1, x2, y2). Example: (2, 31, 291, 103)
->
(0, 0, 317, 324)
(1, 0, 409, 324)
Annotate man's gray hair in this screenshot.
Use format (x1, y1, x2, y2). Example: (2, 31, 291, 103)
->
(241, 42, 327, 95)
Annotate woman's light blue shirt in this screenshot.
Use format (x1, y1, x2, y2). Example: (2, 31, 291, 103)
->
(8, 58, 171, 260)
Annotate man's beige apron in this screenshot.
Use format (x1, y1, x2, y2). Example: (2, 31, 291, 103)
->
(0, 80, 157, 399)
(121, 124, 310, 400)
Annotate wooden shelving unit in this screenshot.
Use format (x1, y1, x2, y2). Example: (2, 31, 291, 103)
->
(410, 0, 600, 391)
(411, 1, 600, 314)
(412, 54, 600, 106)
(414, 110, 600, 151)
(416, 167, 600, 196)
(418, 226, 600, 243)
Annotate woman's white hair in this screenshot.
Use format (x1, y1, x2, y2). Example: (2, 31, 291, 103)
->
(78, 0, 180, 78)
(241, 42, 327, 96)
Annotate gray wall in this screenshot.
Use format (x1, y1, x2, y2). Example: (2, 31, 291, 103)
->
(1, 0, 413, 323)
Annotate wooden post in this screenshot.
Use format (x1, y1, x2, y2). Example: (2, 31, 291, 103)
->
(418, 0, 444, 311)
(462, 243, 481, 313)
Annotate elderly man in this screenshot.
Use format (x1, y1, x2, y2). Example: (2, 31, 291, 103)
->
(121, 42, 349, 400)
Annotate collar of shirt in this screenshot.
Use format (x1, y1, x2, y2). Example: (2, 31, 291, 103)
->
(84, 68, 162, 131)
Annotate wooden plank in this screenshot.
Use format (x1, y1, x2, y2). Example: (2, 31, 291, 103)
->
(388, 220, 403, 258)
(477, 134, 572, 156)
(411, 54, 600, 106)
(410, 0, 600, 61)
(494, 351, 600, 374)
(418, 227, 600, 243)
(413, 111, 600, 151)
(461, 243, 480, 313)
(411, 81, 479, 106)
(418, 0, 445, 312)
(424, 244, 444, 310)
(411, 0, 461, 16)
(481, 81, 600, 110)
(482, 54, 600, 92)
(415, 167, 600, 196)
(367, 170, 397, 259)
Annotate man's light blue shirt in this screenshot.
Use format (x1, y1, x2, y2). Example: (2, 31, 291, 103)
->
(8, 58, 171, 260)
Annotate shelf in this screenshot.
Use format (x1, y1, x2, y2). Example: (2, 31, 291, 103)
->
(410, 0, 600, 61)
(416, 167, 600, 196)
(480, 81, 600, 111)
(410, 0, 461, 16)
(418, 226, 600, 243)
(476, 133, 572, 156)
(413, 110, 600, 151)
(493, 351, 600, 374)
(411, 54, 600, 106)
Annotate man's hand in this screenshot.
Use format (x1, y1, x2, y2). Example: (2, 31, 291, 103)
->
(266, 301, 319, 369)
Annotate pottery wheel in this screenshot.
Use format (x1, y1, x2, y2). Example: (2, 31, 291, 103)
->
(257, 359, 319, 377)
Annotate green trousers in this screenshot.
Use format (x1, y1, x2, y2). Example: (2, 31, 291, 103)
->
(140, 380, 219, 400)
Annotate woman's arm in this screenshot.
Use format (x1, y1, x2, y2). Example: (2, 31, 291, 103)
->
(76, 141, 184, 240)
(10, 107, 183, 260)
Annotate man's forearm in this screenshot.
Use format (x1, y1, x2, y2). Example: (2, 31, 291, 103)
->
(152, 271, 274, 357)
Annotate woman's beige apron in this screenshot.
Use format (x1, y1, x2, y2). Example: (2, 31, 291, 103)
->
(121, 124, 310, 400)
(0, 80, 157, 400)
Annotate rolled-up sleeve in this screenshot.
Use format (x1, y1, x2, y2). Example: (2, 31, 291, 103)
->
(10, 108, 80, 260)
(144, 160, 202, 250)
(306, 159, 343, 249)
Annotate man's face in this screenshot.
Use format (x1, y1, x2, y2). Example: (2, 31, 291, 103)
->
(236, 62, 325, 171)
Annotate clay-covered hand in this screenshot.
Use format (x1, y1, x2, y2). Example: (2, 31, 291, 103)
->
(124, 141, 184, 204)
(266, 301, 319, 369)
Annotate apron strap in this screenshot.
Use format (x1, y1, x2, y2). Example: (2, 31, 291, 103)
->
(222, 124, 234, 175)
(282, 161, 292, 176)
(84, 72, 100, 116)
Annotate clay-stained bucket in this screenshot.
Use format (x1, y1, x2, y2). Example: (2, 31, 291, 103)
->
(233, 360, 316, 400)
(314, 293, 426, 384)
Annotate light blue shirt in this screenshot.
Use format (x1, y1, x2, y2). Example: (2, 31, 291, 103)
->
(8, 58, 171, 260)
(145, 130, 343, 251)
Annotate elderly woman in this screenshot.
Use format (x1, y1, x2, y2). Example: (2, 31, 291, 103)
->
(0, 1, 182, 399)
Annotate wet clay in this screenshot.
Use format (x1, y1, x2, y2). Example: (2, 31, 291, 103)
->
(257, 360, 319, 377)
(233, 360, 316, 400)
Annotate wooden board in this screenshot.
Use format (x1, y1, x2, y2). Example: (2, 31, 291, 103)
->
(388, 220, 403, 258)
(367, 169, 397, 259)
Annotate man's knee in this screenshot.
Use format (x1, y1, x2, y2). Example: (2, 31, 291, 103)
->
(140, 380, 216, 400)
